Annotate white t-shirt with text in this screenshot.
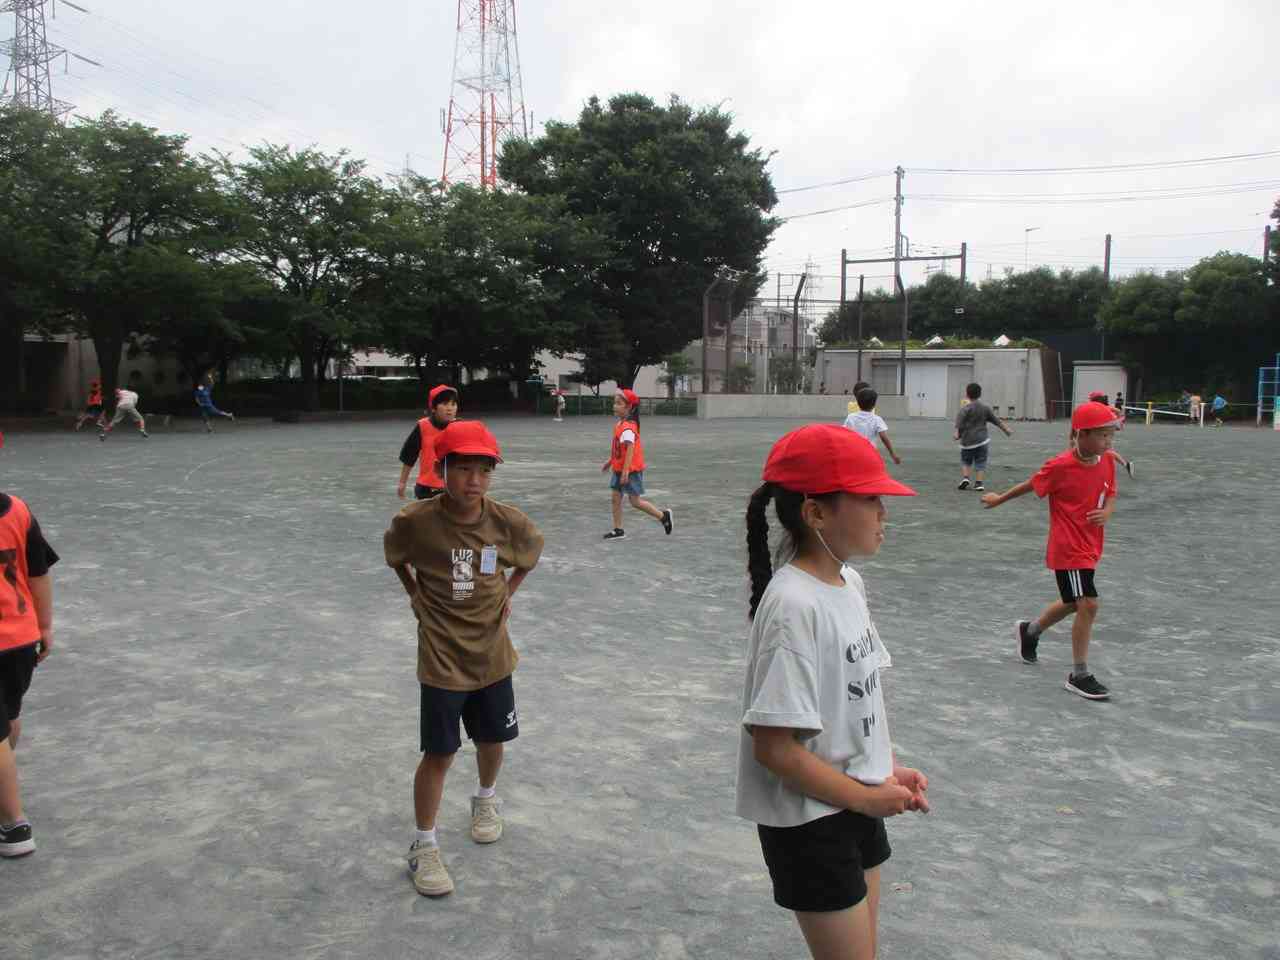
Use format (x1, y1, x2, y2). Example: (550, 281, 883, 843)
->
(843, 411, 888, 443)
(735, 564, 894, 828)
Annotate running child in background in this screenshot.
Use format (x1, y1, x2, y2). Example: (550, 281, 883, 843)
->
(397, 385, 459, 500)
(99, 387, 147, 440)
(737, 424, 927, 960)
(384, 421, 544, 897)
(553, 390, 566, 422)
(982, 402, 1120, 700)
(953, 382, 1011, 492)
(1211, 393, 1227, 426)
(843, 388, 902, 464)
(73, 379, 105, 432)
(0, 489, 59, 857)
(601, 389, 673, 542)
(1076, 392, 1133, 478)
(194, 375, 235, 432)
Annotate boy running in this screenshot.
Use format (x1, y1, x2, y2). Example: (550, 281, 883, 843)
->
(982, 402, 1120, 700)
(0, 490, 59, 856)
(954, 382, 1011, 492)
(842, 388, 901, 464)
(194, 376, 235, 432)
(100, 388, 147, 440)
(73, 380, 105, 431)
(384, 420, 544, 897)
(397, 385, 458, 500)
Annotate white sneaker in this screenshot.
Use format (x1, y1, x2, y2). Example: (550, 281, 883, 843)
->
(407, 841, 454, 896)
(470, 795, 504, 844)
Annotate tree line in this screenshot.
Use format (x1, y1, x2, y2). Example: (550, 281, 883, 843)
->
(817, 220, 1279, 397)
(0, 94, 778, 412)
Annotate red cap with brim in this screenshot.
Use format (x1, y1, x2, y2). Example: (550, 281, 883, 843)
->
(763, 424, 916, 497)
(620, 388, 639, 408)
(1088, 391, 1108, 402)
(1071, 403, 1120, 430)
(433, 420, 503, 463)
(428, 384, 458, 407)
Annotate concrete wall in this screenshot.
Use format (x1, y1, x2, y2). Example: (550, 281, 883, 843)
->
(814, 348, 1050, 419)
(25, 334, 184, 412)
(697, 393, 908, 420)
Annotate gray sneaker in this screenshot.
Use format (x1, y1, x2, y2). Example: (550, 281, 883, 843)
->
(407, 841, 454, 896)
(470, 795, 504, 844)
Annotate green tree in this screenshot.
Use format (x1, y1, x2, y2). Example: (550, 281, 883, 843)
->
(657, 352, 695, 398)
(214, 145, 382, 410)
(500, 93, 778, 385)
(726, 361, 756, 393)
(60, 112, 219, 404)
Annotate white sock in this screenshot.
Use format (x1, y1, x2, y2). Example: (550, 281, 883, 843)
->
(415, 827, 436, 846)
(476, 784, 496, 799)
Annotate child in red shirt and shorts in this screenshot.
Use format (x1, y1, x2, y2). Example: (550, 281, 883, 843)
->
(982, 403, 1120, 700)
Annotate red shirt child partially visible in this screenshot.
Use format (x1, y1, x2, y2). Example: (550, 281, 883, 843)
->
(1031, 451, 1117, 570)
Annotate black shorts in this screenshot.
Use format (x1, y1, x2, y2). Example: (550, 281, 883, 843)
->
(420, 675, 519, 755)
(1055, 569, 1098, 604)
(757, 810, 891, 912)
(414, 484, 444, 500)
(0, 644, 38, 742)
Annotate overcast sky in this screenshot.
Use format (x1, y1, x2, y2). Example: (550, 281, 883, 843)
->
(21, 0, 1280, 308)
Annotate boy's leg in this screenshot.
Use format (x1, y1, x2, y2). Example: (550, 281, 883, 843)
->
(475, 741, 503, 790)
(627, 494, 664, 521)
(413, 752, 455, 830)
(1070, 597, 1098, 668)
(0, 738, 23, 826)
(795, 900, 875, 960)
(611, 489, 624, 529)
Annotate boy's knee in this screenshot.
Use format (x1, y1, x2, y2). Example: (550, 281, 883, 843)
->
(1076, 597, 1099, 617)
(419, 752, 456, 771)
(627, 494, 642, 506)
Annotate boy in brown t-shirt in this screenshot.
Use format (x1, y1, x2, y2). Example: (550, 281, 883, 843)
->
(384, 420, 544, 897)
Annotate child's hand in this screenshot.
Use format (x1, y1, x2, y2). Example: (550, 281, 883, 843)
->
(893, 766, 929, 813)
(981, 493, 1001, 508)
(396, 483, 407, 499)
(619, 471, 630, 485)
(35, 629, 52, 664)
(859, 777, 914, 818)
(892, 455, 902, 465)
(1086, 507, 1112, 526)
(601, 461, 610, 473)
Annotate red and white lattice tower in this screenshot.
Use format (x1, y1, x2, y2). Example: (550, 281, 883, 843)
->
(1, 0, 73, 118)
(441, 0, 527, 189)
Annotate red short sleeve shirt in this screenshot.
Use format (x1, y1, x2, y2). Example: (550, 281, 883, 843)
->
(1030, 450, 1117, 570)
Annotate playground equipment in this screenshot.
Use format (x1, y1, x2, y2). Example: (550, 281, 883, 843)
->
(1258, 354, 1279, 428)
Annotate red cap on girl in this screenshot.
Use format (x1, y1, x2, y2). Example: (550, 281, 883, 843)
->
(763, 424, 916, 497)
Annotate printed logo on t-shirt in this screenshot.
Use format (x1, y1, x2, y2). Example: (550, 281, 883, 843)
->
(844, 626, 882, 738)
(451, 548, 475, 599)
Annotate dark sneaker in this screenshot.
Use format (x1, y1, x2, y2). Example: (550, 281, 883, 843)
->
(140, 430, 149, 438)
(602, 529, 626, 542)
(1124, 460, 1135, 479)
(1065, 673, 1110, 700)
(957, 478, 970, 490)
(974, 481, 985, 492)
(98, 432, 106, 442)
(1015, 621, 1039, 663)
(661, 510, 674, 535)
(0, 820, 35, 857)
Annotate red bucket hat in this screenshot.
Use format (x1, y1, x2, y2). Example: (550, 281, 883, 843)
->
(433, 420, 503, 463)
(428, 384, 458, 407)
(1071, 403, 1120, 430)
(763, 424, 916, 497)
(618, 388, 639, 408)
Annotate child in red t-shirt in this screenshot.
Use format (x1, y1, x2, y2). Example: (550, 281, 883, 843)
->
(600, 389, 673, 542)
(982, 403, 1120, 700)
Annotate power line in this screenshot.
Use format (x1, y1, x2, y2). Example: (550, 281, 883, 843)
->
(775, 170, 893, 195)
(911, 179, 1280, 206)
(909, 149, 1280, 176)
(778, 197, 893, 222)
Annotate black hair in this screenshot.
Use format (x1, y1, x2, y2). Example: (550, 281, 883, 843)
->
(855, 387, 878, 411)
(966, 382, 982, 400)
(746, 483, 839, 620)
(431, 388, 459, 409)
(443, 452, 497, 469)
(853, 381, 870, 395)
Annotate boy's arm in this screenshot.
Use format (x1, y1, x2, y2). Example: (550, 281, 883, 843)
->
(619, 442, 636, 480)
(752, 726, 913, 818)
(990, 410, 1013, 436)
(391, 564, 417, 598)
(982, 477, 1034, 508)
(396, 464, 413, 498)
(29, 574, 52, 662)
(878, 431, 902, 464)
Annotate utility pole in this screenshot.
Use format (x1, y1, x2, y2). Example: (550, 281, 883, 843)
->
(1100, 233, 1112, 360)
(441, 0, 527, 188)
(839, 247, 847, 340)
(857, 274, 865, 382)
(792, 273, 807, 392)
(1264, 225, 1272, 269)
(893, 166, 906, 395)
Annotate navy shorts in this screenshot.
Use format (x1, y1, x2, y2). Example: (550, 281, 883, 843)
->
(757, 810, 891, 912)
(609, 471, 645, 495)
(1055, 569, 1098, 604)
(0, 644, 38, 743)
(960, 445, 989, 469)
(420, 675, 519, 755)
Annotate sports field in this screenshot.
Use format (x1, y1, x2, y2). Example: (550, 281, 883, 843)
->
(1, 414, 1277, 959)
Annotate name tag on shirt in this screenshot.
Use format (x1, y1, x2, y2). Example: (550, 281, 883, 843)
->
(479, 545, 498, 575)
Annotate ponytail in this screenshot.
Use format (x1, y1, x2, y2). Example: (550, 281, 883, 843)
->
(746, 483, 776, 620)
(745, 483, 840, 620)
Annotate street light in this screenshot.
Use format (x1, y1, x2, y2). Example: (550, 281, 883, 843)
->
(1024, 227, 1040, 272)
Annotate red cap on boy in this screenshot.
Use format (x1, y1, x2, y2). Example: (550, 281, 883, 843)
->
(428, 384, 457, 407)
(433, 420, 503, 463)
(1071, 403, 1120, 431)
(619, 388, 639, 408)
(763, 424, 916, 497)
